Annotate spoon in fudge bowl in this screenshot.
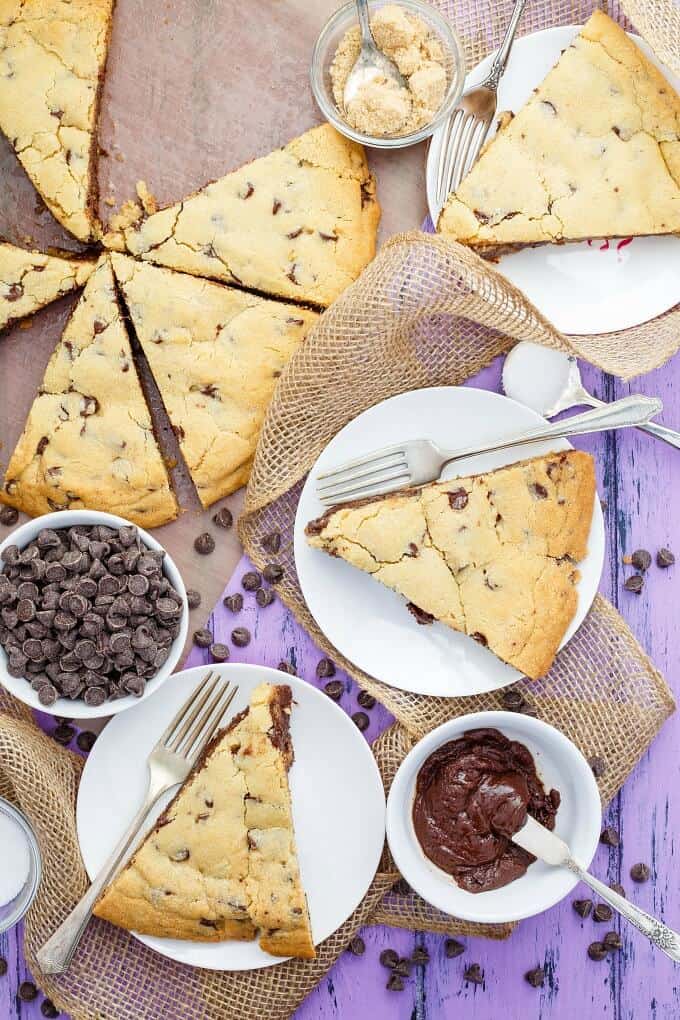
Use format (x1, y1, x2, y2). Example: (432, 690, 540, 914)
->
(343, 0, 406, 107)
(503, 342, 680, 450)
(513, 816, 680, 961)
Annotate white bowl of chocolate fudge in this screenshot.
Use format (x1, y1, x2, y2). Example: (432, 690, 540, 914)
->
(0, 510, 188, 718)
(386, 710, 602, 924)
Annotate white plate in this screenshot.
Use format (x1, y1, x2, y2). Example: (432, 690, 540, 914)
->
(386, 711, 602, 923)
(294, 387, 604, 698)
(427, 26, 680, 335)
(77, 664, 386, 970)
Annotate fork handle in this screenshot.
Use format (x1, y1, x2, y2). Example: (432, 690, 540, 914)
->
(439, 395, 662, 469)
(36, 775, 170, 975)
(566, 860, 680, 963)
(485, 0, 527, 90)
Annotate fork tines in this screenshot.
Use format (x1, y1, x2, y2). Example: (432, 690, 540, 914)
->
(159, 670, 238, 762)
(316, 445, 410, 505)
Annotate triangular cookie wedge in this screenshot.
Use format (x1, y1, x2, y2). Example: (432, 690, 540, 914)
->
(306, 451, 596, 680)
(0, 255, 178, 527)
(438, 11, 680, 253)
(0, 0, 114, 241)
(107, 124, 380, 306)
(94, 683, 316, 959)
(112, 254, 318, 505)
(0, 242, 94, 331)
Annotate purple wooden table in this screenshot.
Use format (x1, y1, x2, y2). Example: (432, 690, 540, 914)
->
(2, 352, 679, 1019)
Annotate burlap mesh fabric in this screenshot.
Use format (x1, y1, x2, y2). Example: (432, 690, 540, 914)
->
(0, 2, 677, 1019)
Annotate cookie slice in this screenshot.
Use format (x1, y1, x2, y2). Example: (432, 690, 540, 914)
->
(0, 0, 114, 242)
(0, 255, 178, 527)
(438, 11, 680, 253)
(94, 683, 315, 959)
(108, 123, 380, 307)
(0, 242, 94, 331)
(112, 254, 318, 505)
(306, 451, 596, 680)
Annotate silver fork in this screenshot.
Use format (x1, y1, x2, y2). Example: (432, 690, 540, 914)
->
(315, 395, 662, 506)
(36, 670, 239, 975)
(434, 0, 526, 212)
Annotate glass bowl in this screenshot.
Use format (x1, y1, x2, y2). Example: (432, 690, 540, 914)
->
(0, 797, 42, 933)
(310, 0, 466, 149)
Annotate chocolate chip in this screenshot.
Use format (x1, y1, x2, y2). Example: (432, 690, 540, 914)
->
(37, 683, 58, 706)
(53, 723, 75, 746)
(262, 562, 283, 583)
(464, 963, 484, 985)
(471, 631, 488, 646)
(186, 589, 202, 610)
(411, 946, 429, 965)
(357, 689, 376, 709)
(128, 574, 149, 597)
(241, 571, 261, 591)
(83, 687, 106, 707)
(347, 935, 365, 956)
(589, 756, 607, 778)
(231, 627, 251, 648)
(277, 661, 296, 676)
(657, 547, 675, 568)
(194, 533, 215, 556)
(631, 548, 652, 571)
(525, 967, 545, 988)
(588, 941, 608, 961)
(212, 507, 233, 529)
(386, 974, 404, 992)
(193, 628, 213, 648)
(0, 506, 18, 526)
(391, 878, 411, 895)
(0, 957, 6, 975)
(316, 657, 336, 679)
(630, 862, 650, 883)
(406, 602, 434, 625)
(76, 730, 97, 752)
(210, 643, 230, 662)
(603, 931, 623, 951)
(444, 938, 465, 958)
(18, 981, 38, 1001)
(609, 882, 626, 898)
(393, 958, 413, 977)
(600, 826, 620, 847)
(352, 711, 369, 731)
(502, 688, 525, 711)
(593, 903, 613, 923)
(624, 574, 644, 593)
(255, 587, 275, 608)
(324, 679, 344, 700)
(447, 488, 468, 510)
(40, 1000, 60, 1018)
(573, 898, 593, 918)
(223, 593, 243, 613)
(261, 531, 281, 554)
(380, 949, 399, 969)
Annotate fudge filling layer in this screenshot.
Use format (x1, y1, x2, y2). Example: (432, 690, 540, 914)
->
(412, 728, 560, 893)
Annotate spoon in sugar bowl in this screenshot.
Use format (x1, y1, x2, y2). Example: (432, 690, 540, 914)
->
(343, 0, 406, 107)
(503, 342, 680, 450)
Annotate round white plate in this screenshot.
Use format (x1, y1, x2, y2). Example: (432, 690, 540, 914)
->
(77, 664, 386, 970)
(386, 711, 602, 923)
(427, 26, 680, 335)
(294, 387, 604, 698)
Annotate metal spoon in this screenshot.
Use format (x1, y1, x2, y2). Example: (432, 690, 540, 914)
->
(502, 342, 680, 451)
(343, 0, 406, 107)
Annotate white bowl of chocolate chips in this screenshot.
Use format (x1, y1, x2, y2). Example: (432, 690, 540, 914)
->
(0, 510, 188, 718)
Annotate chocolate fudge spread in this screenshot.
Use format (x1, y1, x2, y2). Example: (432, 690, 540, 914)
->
(412, 728, 560, 893)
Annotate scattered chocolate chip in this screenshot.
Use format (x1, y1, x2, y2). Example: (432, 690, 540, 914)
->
(40, 1000, 60, 1018)
(18, 982, 38, 1002)
(393, 958, 413, 977)
(631, 549, 652, 571)
(593, 903, 613, 923)
(609, 882, 626, 898)
(630, 862, 650, 883)
(600, 826, 620, 847)
(588, 941, 608, 961)
(277, 661, 297, 676)
(411, 946, 429, 965)
(194, 533, 215, 556)
(464, 963, 484, 985)
(186, 589, 202, 610)
(657, 547, 675, 568)
(53, 723, 75, 746)
(261, 531, 281, 554)
(241, 571, 261, 591)
(624, 574, 644, 593)
(76, 730, 97, 752)
(589, 756, 607, 778)
(210, 643, 230, 663)
(347, 935, 365, 956)
(324, 679, 344, 700)
(525, 967, 545, 988)
(447, 488, 469, 510)
(0, 957, 6, 976)
(212, 507, 233, 529)
(444, 938, 464, 958)
(223, 593, 244, 613)
(352, 711, 369, 731)
(357, 689, 376, 709)
(386, 974, 404, 992)
(603, 931, 623, 951)
(380, 949, 399, 969)
(391, 877, 411, 895)
(262, 562, 283, 584)
(316, 657, 336, 679)
(0, 506, 18, 526)
(255, 587, 275, 608)
(193, 628, 213, 648)
(502, 689, 525, 711)
(231, 627, 251, 648)
(573, 898, 593, 918)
